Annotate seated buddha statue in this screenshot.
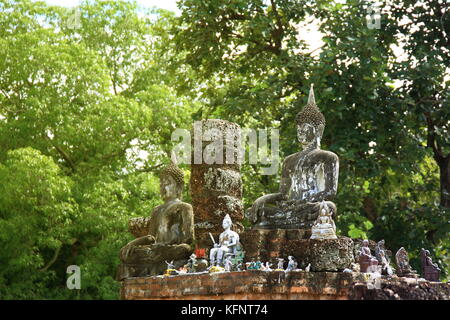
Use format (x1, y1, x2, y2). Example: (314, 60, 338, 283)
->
(117, 158, 194, 280)
(209, 214, 240, 267)
(420, 248, 440, 281)
(310, 201, 337, 240)
(358, 240, 379, 273)
(247, 84, 339, 229)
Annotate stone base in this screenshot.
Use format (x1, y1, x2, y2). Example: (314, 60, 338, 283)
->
(117, 243, 193, 280)
(120, 271, 450, 300)
(120, 271, 365, 300)
(240, 229, 355, 271)
(350, 277, 450, 300)
(396, 272, 420, 279)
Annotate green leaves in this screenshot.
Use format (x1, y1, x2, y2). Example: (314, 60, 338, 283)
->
(0, 0, 197, 299)
(0, 148, 77, 298)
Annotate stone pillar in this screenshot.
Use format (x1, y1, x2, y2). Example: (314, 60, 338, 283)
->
(190, 119, 244, 249)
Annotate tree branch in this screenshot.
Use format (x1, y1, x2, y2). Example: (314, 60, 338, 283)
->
(39, 246, 61, 272)
(424, 111, 443, 159)
(44, 133, 77, 172)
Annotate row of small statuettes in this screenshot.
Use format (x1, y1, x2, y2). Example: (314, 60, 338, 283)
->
(163, 241, 441, 282)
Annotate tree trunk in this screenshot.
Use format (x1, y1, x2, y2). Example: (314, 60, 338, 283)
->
(437, 155, 450, 208)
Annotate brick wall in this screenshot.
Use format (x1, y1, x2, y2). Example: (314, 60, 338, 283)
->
(120, 270, 366, 300)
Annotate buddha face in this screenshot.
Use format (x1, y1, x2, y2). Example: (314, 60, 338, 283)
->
(160, 175, 180, 202)
(222, 218, 232, 230)
(297, 123, 319, 146)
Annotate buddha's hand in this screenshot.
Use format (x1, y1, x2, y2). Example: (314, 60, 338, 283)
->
(247, 193, 283, 222)
(246, 197, 266, 222)
(120, 244, 134, 261)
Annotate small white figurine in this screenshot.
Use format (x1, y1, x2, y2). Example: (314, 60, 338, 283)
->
(286, 256, 298, 271)
(277, 258, 284, 270)
(310, 201, 338, 240)
(224, 255, 233, 272)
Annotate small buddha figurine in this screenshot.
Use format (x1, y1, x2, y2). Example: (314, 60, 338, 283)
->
(358, 240, 379, 273)
(310, 201, 337, 240)
(247, 84, 339, 229)
(186, 253, 197, 273)
(395, 247, 418, 278)
(209, 214, 240, 266)
(420, 248, 440, 281)
(277, 258, 285, 270)
(117, 156, 194, 279)
(224, 255, 233, 272)
(375, 240, 394, 276)
(286, 256, 298, 271)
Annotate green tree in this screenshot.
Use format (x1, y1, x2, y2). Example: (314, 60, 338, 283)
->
(0, 148, 76, 299)
(0, 0, 197, 298)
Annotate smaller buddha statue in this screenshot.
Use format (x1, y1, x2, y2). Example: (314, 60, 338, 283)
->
(310, 201, 337, 240)
(276, 258, 285, 270)
(358, 240, 379, 273)
(117, 156, 194, 279)
(186, 254, 197, 273)
(395, 247, 418, 278)
(375, 240, 394, 276)
(224, 255, 233, 272)
(209, 214, 240, 266)
(286, 256, 298, 271)
(420, 248, 440, 281)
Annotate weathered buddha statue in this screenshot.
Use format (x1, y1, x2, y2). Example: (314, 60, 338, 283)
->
(420, 248, 440, 281)
(247, 84, 339, 229)
(395, 247, 418, 278)
(117, 158, 194, 280)
(358, 240, 379, 273)
(310, 201, 337, 240)
(375, 240, 394, 276)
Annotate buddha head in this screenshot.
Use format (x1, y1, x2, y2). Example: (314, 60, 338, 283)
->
(160, 161, 184, 202)
(222, 214, 232, 230)
(296, 84, 325, 147)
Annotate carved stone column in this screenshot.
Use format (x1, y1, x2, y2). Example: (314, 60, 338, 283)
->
(190, 119, 244, 248)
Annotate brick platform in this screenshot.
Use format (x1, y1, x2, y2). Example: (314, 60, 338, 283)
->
(120, 270, 366, 300)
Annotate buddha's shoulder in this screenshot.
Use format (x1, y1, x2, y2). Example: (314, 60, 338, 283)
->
(167, 201, 193, 212)
(308, 150, 339, 163)
(283, 152, 302, 165)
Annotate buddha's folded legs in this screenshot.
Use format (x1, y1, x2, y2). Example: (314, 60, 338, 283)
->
(252, 200, 336, 229)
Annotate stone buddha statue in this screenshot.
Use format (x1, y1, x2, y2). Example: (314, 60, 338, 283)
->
(358, 240, 379, 273)
(395, 247, 418, 278)
(310, 201, 337, 240)
(247, 84, 339, 229)
(117, 158, 194, 280)
(420, 248, 440, 281)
